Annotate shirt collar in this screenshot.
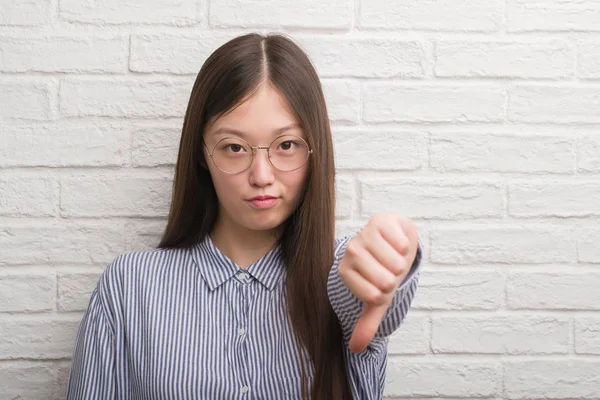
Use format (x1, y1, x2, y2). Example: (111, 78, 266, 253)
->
(190, 234, 286, 291)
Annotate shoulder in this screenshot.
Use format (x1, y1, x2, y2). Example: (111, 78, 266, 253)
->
(102, 247, 169, 278)
(97, 246, 192, 302)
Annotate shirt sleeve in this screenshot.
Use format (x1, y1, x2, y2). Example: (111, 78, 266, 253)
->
(66, 265, 119, 399)
(327, 229, 423, 356)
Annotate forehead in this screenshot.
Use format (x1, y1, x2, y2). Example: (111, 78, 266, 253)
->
(206, 84, 304, 141)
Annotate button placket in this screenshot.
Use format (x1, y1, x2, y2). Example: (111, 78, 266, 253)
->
(236, 283, 251, 397)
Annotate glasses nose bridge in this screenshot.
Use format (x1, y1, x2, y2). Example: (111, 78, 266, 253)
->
(250, 145, 271, 156)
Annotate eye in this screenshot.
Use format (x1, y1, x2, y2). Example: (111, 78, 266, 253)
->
(225, 143, 245, 153)
(279, 141, 296, 150)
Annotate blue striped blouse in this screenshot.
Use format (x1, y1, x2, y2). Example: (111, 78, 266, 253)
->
(66, 231, 422, 399)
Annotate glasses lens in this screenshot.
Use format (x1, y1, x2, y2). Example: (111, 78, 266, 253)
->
(212, 137, 252, 173)
(269, 135, 310, 171)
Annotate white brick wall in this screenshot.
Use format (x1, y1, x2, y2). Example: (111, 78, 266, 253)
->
(1, 0, 599, 398)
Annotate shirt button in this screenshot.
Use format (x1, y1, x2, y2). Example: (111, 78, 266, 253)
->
(238, 328, 245, 336)
(241, 386, 249, 394)
(237, 272, 246, 280)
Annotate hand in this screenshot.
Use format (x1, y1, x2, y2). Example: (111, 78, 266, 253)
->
(337, 213, 419, 353)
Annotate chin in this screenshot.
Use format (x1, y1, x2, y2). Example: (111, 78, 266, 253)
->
(245, 214, 286, 232)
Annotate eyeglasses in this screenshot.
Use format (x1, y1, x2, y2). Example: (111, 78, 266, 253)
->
(204, 134, 313, 174)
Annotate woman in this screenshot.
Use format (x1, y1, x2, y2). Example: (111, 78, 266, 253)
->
(67, 33, 422, 400)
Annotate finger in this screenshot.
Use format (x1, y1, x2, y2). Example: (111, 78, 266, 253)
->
(378, 219, 411, 257)
(348, 303, 388, 353)
(364, 230, 408, 276)
(338, 266, 389, 305)
(350, 245, 399, 294)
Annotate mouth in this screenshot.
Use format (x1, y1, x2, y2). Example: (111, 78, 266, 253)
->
(247, 195, 279, 209)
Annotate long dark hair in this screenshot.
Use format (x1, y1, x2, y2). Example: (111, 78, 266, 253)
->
(158, 33, 352, 399)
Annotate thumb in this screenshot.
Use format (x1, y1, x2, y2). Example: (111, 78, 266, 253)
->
(348, 303, 388, 353)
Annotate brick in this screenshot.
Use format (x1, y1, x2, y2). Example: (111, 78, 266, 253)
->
(575, 317, 600, 355)
(509, 85, 600, 123)
(0, 79, 52, 120)
(412, 269, 504, 310)
(210, 0, 351, 29)
(363, 84, 505, 123)
(335, 175, 354, 219)
(322, 80, 360, 124)
(130, 32, 236, 74)
(298, 37, 426, 78)
(431, 132, 574, 174)
(0, 221, 125, 265)
(55, 362, 71, 399)
(384, 360, 500, 397)
(431, 226, 575, 264)
(0, 121, 129, 168)
(507, 271, 600, 310)
(333, 130, 426, 170)
(0, 0, 49, 26)
(504, 360, 600, 398)
(509, 181, 600, 217)
(361, 179, 503, 219)
(578, 228, 600, 263)
(0, 273, 55, 312)
(57, 271, 102, 312)
(432, 316, 569, 354)
(578, 135, 600, 173)
(0, 361, 61, 399)
(579, 41, 600, 79)
(508, 0, 600, 32)
(387, 314, 429, 355)
(0, 176, 57, 217)
(59, 0, 198, 25)
(360, 0, 503, 31)
(0, 317, 81, 359)
(132, 35, 426, 78)
(125, 219, 167, 252)
(132, 125, 180, 167)
(436, 40, 574, 78)
(60, 174, 172, 217)
(59, 77, 192, 118)
(0, 35, 126, 73)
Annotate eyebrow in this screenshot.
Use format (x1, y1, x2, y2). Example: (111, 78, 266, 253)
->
(211, 124, 302, 139)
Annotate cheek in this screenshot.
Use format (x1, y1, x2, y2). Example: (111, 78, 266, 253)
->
(282, 168, 309, 197)
(210, 171, 241, 202)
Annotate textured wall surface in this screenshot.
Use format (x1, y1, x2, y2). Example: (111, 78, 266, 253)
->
(1, 0, 600, 398)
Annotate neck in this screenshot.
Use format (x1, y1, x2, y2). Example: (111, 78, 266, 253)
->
(210, 214, 283, 269)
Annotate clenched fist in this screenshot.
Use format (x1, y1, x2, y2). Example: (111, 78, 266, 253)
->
(337, 213, 420, 353)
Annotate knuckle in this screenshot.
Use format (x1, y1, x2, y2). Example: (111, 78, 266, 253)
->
(392, 258, 407, 275)
(365, 290, 380, 304)
(374, 293, 387, 306)
(380, 278, 396, 293)
(395, 266, 406, 277)
(369, 214, 386, 229)
(345, 241, 360, 257)
(398, 238, 410, 252)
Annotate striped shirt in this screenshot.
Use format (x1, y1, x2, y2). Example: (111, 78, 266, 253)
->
(66, 231, 422, 399)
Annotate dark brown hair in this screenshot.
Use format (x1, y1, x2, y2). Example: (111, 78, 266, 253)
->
(157, 33, 352, 399)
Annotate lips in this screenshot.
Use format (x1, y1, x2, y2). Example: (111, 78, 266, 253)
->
(247, 195, 279, 210)
(248, 195, 277, 201)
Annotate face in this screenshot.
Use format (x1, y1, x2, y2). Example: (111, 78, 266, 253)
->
(203, 82, 310, 236)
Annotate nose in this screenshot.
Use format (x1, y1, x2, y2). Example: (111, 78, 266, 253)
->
(248, 147, 275, 187)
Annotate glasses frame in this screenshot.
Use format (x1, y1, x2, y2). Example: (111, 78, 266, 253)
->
(203, 134, 313, 174)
